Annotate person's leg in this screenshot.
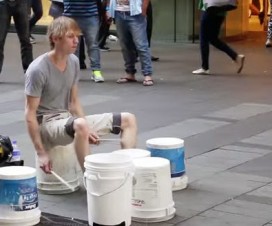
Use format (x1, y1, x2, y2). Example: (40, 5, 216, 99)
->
(266, 0, 272, 47)
(146, 2, 152, 48)
(208, 15, 238, 61)
(115, 11, 137, 80)
(85, 113, 137, 149)
(79, 36, 86, 69)
(0, 1, 11, 74)
(13, 0, 33, 72)
(29, 0, 43, 32)
(119, 112, 137, 148)
(129, 14, 153, 84)
(200, 11, 210, 71)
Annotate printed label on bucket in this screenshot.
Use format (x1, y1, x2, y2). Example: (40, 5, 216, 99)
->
(0, 177, 38, 211)
(149, 148, 185, 177)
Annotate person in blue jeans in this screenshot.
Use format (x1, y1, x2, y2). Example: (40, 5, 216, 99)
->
(63, 0, 104, 83)
(108, 0, 154, 86)
(193, 0, 245, 75)
(28, 0, 43, 44)
(0, 0, 33, 74)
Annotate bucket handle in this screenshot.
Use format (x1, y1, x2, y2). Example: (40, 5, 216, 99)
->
(83, 172, 131, 197)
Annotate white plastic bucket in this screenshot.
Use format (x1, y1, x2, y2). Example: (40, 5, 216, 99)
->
(132, 157, 175, 223)
(113, 149, 151, 159)
(146, 137, 188, 191)
(36, 144, 80, 194)
(84, 153, 133, 226)
(0, 166, 41, 226)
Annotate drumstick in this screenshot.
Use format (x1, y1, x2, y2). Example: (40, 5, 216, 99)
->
(98, 138, 121, 142)
(51, 170, 75, 191)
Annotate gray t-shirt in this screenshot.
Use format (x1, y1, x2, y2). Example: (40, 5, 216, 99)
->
(25, 53, 80, 116)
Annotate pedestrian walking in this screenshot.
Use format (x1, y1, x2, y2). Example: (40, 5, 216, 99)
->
(192, 0, 245, 75)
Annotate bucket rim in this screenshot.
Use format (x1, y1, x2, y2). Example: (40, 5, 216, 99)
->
(0, 166, 36, 180)
(146, 137, 184, 149)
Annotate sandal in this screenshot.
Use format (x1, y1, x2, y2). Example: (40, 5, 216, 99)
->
(143, 79, 154, 86)
(116, 77, 137, 84)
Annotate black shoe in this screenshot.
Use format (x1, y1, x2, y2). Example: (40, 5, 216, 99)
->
(151, 56, 159, 62)
(100, 46, 111, 52)
(80, 63, 87, 70)
(259, 11, 265, 25)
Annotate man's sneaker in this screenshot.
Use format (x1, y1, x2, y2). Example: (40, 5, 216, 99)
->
(91, 70, 104, 83)
(235, 54, 245, 74)
(192, 68, 210, 75)
(108, 35, 118, 42)
(100, 46, 111, 52)
(29, 35, 36, 44)
(265, 39, 272, 48)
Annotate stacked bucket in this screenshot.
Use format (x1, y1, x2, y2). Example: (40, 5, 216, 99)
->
(84, 137, 188, 226)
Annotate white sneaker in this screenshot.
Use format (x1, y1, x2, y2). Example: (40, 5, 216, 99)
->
(235, 54, 245, 74)
(192, 68, 210, 75)
(108, 35, 118, 42)
(91, 70, 105, 83)
(265, 39, 272, 48)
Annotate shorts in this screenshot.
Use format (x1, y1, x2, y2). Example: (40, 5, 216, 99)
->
(39, 112, 121, 149)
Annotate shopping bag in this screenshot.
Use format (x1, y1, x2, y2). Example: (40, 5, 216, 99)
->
(204, 0, 238, 13)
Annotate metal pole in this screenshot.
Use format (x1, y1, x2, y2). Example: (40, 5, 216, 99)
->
(174, 0, 177, 42)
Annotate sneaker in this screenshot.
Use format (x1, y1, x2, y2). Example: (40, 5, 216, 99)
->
(29, 35, 36, 44)
(100, 46, 111, 52)
(192, 68, 210, 75)
(91, 70, 104, 83)
(108, 35, 118, 42)
(265, 39, 272, 48)
(235, 54, 245, 74)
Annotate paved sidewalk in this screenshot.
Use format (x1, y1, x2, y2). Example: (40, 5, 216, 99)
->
(1, 32, 272, 226)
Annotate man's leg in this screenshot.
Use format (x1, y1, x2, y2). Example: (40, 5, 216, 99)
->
(29, 0, 43, 32)
(129, 14, 153, 83)
(0, 1, 10, 74)
(13, 0, 33, 72)
(115, 11, 137, 78)
(119, 112, 137, 148)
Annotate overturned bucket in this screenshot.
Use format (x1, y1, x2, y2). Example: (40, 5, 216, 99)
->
(113, 148, 151, 159)
(146, 137, 188, 191)
(84, 153, 134, 226)
(132, 157, 175, 223)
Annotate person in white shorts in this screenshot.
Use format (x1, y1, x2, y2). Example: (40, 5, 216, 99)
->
(24, 16, 137, 174)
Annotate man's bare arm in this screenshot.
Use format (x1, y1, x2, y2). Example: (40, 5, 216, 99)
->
(142, 0, 150, 16)
(25, 95, 52, 173)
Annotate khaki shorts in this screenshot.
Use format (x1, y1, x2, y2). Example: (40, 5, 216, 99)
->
(39, 112, 121, 149)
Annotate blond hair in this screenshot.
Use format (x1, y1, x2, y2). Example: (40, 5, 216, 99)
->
(47, 16, 81, 49)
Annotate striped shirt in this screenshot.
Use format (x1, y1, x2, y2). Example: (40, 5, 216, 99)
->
(63, 0, 98, 17)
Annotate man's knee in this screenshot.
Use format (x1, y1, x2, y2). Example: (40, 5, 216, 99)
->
(120, 112, 137, 129)
(65, 117, 89, 138)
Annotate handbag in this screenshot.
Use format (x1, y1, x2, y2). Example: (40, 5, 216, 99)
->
(204, 0, 238, 13)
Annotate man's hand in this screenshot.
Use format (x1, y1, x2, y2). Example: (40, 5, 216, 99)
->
(37, 152, 52, 174)
(88, 130, 100, 145)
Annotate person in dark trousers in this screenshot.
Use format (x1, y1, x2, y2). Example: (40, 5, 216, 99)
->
(49, 0, 87, 69)
(192, 0, 245, 75)
(97, 0, 112, 51)
(0, 0, 33, 74)
(28, 0, 43, 44)
(146, 2, 159, 61)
